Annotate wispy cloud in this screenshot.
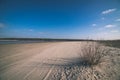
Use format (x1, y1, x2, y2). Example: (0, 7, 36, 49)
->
(104, 24, 116, 28)
(92, 24, 96, 27)
(101, 17, 105, 20)
(29, 29, 33, 31)
(111, 30, 119, 33)
(102, 8, 116, 14)
(116, 19, 120, 21)
(0, 23, 5, 28)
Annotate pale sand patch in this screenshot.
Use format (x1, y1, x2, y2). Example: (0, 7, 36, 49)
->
(0, 42, 120, 80)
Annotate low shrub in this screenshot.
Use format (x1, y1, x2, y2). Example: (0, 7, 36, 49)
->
(79, 42, 109, 66)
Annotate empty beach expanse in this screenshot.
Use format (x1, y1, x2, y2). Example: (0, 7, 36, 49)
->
(0, 42, 120, 80)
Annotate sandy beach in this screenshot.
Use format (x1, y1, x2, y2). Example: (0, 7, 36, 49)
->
(0, 42, 120, 80)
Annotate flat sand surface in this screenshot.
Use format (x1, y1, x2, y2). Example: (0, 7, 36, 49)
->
(0, 42, 120, 80)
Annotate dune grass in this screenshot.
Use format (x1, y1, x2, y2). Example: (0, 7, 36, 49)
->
(79, 42, 109, 66)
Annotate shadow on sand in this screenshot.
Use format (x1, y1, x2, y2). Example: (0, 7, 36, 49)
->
(41, 57, 90, 68)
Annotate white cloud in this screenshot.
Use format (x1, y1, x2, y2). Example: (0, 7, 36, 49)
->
(102, 8, 116, 14)
(104, 24, 116, 28)
(92, 24, 96, 27)
(116, 19, 120, 21)
(0, 23, 5, 28)
(111, 30, 119, 33)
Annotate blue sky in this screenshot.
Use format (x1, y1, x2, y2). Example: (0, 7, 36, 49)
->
(0, 0, 120, 39)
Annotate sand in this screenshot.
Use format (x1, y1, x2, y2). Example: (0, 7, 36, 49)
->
(0, 42, 120, 80)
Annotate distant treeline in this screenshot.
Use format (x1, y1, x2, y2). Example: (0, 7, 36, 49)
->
(0, 38, 94, 41)
(0, 38, 119, 42)
(0, 38, 120, 48)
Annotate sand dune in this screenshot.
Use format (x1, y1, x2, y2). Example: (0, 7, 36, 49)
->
(0, 42, 120, 80)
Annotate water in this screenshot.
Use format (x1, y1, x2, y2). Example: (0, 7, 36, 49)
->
(0, 40, 45, 44)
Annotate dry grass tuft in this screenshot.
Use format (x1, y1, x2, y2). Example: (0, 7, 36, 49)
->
(79, 42, 109, 66)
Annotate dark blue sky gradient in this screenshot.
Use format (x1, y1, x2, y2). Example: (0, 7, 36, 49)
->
(0, 0, 120, 39)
